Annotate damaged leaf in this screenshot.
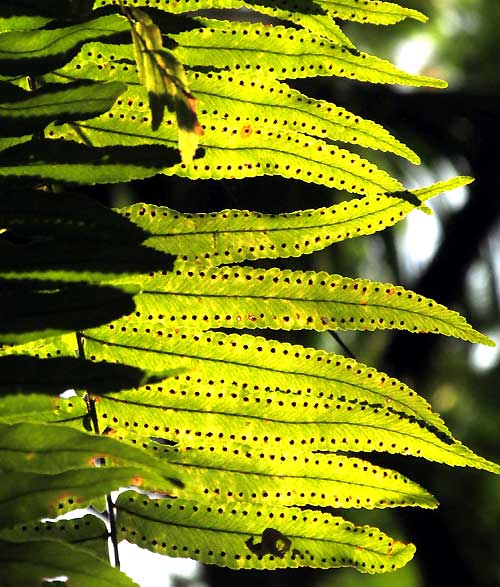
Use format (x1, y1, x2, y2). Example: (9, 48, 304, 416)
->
(122, 5, 202, 164)
(246, 528, 292, 559)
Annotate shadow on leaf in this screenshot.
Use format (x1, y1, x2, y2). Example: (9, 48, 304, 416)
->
(0, 139, 182, 184)
(0, 355, 171, 395)
(0, 280, 137, 344)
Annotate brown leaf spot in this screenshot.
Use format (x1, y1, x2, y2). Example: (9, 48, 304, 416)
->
(240, 124, 253, 138)
(130, 476, 145, 487)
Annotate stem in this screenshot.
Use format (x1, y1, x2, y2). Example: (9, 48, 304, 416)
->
(76, 331, 86, 359)
(76, 331, 121, 569)
(328, 331, 356, 360)
(107, 495, 121, 569)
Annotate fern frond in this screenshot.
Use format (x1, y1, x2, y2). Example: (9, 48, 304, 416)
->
(0, 14, 129, 75)
(0, 139, 181, 185)
(108, 264, 490, 344)
(0, 468, 143, 528)
(0, 14, 53, 33)
(45, 43, 418, 162)
(0, 334, 79, 357)
(0, 394, 87, 425)
(317, 0, 427, 25)
(0, 1, 496, 581)
(0, 82, 126, 136)
(111, 437, 437, 510)
(118, 177, 472, 264)
(80, 328, 499, 473)
(172, 19, 445, 87)
(116, 491, 416, 572)
(0, 515, 109, 561)
(47, 88, 402, 195)
(0, 422, 181, 483)
(95, 0, 426, 27)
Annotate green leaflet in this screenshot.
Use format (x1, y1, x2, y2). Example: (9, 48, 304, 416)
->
(0, 81, 125, 136)
(124, 6, 203, 164)
(48, 41, 418, 163)
(116, 491, 416, 572)
(0, 15, 53, 33)
(95, 0, 425, 27)
(47, 87, 401, 197)
(172, 19, 446, 87)
(0, 138, 181, 184)
(0, 14, 129, 75)
(112, 264, 491, 344)
(0, 134, 32, 152)
(317, 0, 427, 25)
(0, 394, 87, 425)
(92, 377, 499, 474)
(81, 328, 499, 473)
(44, 40, 138, 86)
(14, 328, 450, 433)
(0, 514, 109, 561)
(0, 333, 79, 357)
(255, 10, 353, 46)
(111, 436, 437, 510)
(0, 540, 139, 587)
(0, 422, 181, 485)
(118, 177, 472, 264)
(0, 467, 161, 528)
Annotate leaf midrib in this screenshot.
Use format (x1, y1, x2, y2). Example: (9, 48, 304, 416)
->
(84, 333, 431, 424)
(100, 394, 470, 464)
(117, 503, 396, 557)
(152, 456, 429, 501)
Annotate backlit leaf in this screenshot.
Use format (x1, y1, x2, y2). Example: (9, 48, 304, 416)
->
(0, 81, 126, 137)
(0, 14, 129, 75)
(116, 491, 416, 572)
(83, 329, 500, 473)
(0, 514, 108, 561)
(172, 19, 445, 87)
(0, 422, 182, 484)
(118, 177, 472, 264)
